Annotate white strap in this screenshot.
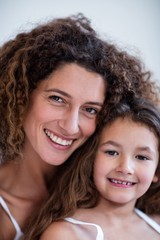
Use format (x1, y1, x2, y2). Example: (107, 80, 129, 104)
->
(135, 208, 160, 234)
(0, 196, 23, 240)
(64, 217, 104, 240)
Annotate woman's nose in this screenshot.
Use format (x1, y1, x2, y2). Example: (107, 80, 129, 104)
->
(58, 110, 80, 135)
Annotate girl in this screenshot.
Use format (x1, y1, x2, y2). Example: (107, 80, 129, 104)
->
(26, 98, 160, 239)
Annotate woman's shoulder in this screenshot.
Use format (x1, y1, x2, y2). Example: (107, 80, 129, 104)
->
(151, 214, 160, 225)
(40, 220, 79, 240)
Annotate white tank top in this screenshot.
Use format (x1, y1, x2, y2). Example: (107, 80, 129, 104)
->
(64, 208, 160, 239)
(64, 217, 104, 240)
(134, 208, 160, 234)
(0, 196, 23, 240)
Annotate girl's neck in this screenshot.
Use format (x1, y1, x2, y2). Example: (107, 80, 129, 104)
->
(74, 197, 136, 224)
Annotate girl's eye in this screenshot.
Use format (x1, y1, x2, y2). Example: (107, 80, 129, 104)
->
(49, 95, 64, 103)
(136, 155, 149, 161)
(105, 150, 119, 156)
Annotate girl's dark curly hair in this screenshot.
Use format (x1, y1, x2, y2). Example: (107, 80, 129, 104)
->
(0, 13, 159, 163)
(25, 97, 160, 239)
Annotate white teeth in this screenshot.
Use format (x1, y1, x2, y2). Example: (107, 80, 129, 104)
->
(110, 179, 132, 186)
(45, 129, 73, 146)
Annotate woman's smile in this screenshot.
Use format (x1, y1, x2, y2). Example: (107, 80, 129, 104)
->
(23, 63, 105, 165)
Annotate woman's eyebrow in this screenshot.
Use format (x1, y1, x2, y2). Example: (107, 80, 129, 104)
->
(44, 88, 72, 98)
(45, 88, 104, 106)
(85, 101, 104, 107)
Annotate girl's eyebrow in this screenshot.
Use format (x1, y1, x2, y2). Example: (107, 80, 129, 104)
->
(44, 88, 104, 106)
(100, 141, 157, 156)
(136, 146, 156, 156)
(100, 140, 121, 147)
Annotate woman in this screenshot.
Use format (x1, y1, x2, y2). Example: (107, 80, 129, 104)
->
(0, 13, 159, 239)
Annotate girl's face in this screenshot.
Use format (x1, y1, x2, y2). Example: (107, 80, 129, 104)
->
(23, 63, 105, 165)
(93, 117, 159, 206)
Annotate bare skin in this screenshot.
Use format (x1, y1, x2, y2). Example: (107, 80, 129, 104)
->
(0, 63, 105, 239)
(40, 201, 160, 240)
(0, 157, 55, 239)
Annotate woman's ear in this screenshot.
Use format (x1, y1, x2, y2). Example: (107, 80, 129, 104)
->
(152, 174, 158, 183)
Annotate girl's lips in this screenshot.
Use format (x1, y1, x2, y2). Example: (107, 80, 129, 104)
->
(108, 178, 136, 187)
(44, 129, 74, 146)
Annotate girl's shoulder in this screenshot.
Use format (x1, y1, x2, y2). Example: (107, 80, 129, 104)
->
(40, 220, 80, 240)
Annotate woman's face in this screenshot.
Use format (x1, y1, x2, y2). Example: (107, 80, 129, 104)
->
(23, 63, 105, 165)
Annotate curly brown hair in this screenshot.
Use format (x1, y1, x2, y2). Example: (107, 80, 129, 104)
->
(25, 97, 160, 239)
(0, 13, 159, 164)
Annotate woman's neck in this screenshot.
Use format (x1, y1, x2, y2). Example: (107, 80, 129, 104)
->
(0, 154, 56, 202)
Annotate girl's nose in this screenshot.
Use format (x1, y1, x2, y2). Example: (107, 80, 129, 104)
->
(115, 157, 134, 175)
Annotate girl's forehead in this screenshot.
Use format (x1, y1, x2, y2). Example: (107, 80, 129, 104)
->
(100, 116, 159, 144)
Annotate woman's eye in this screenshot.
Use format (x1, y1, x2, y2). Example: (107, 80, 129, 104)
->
(136, 155, 149, 161)
(49, 95, 63, 103)
(105, 150, 118, 156)
(85, 107, 97, 115)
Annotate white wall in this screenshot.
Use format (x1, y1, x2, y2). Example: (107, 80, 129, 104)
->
(0, 0, 160, 82)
